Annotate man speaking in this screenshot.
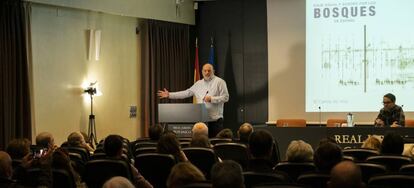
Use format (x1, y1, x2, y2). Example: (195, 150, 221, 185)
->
(374, 93, 405, 127)
(158, 63, 229, 137)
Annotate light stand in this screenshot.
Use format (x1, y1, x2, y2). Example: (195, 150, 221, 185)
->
(85, 87, 98, 147)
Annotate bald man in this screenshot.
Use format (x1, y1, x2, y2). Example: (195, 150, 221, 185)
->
(328, 161, 365, 188)
(103, 176, 135, 188)
(237, 123, 253, 145)
(158, 63, 229, 137)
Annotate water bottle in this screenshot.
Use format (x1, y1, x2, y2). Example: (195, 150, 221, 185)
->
(347, 113, 354, 127)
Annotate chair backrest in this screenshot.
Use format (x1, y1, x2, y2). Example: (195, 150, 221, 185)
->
(253, 183, 307, 188)
(343, 148, 380, 162)
(180, 141, 191, 148)
(183, 147, 218, 179)
(135, 153, 176, 188)
(297, 173, 330, 188)
(52, 169, 76, 188)
(61, 146, 90, 162)
(356, 162, 387, 183)
(274, 162, 316, 181)
(366, 155, 412, 172)
(368, 174, 414, 187)
(214, 143, 249, 169)
(68, 152, 86, 178)
(134, 141, 158, 149)
(84, 159, 132, 188)
(405, 119, 414, 127)
(89, 152, 107, 160)
(276, 119, 307, 127)
(181, 181, 212, 188)
(271, 141, 281, 165)
(399, 163, 414, 173)
(134, 147, 157, 157)
(209, 138, 232, 145)
(243, 171, 288, 188)
(326, 119, 347, 127)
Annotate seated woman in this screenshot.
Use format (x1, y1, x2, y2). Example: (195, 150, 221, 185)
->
(157, 131, 188, 163)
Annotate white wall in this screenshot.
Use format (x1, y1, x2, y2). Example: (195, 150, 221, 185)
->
(30, 4, 141, 145)
(267, 0, 413, 123)
(27, 0, 195, 25)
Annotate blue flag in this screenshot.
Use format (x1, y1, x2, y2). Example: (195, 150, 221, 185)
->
(208, 37, 216, 70)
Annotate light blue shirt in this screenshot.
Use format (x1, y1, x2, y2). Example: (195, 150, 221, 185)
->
(169, 75, 229, 120)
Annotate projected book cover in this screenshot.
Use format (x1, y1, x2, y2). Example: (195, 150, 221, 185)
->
(306, 0, 414, 112)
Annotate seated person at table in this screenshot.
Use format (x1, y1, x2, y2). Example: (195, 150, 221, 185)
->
(374, 93, 405, 127)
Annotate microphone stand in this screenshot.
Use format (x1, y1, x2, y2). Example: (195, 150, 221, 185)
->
(318, 106, 322, 127)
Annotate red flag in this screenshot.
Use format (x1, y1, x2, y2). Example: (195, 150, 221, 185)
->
(193, 38, 200, 103)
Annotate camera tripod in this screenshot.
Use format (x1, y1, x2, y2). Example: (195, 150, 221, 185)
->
(87, 94, 98, 148)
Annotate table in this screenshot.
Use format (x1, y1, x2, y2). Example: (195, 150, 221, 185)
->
(256, 126, 414, 160)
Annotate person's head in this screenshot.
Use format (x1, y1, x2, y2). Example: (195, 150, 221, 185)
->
(190, 134, 211, 148)
(36, 132, 55, 149)
(6, 138, 31, 160)
(381, 133, 404, 155)
(104, 135, 124, 157)
(248, 130, 274, 159)
(361, 136, 381, 151)
(314, 141, 343, 173)
(149, 125, 163, 141)
(216, 128, 233, 139)
(80, 132, 90, 144)
(238, 123, 253, 143)
(383, 93, 396, 110)
(328, 161, 365, 188)
(167, 162, 206, 188)
(103, 176, 135, 188)
(0, 151, 13, 179)
(67, 132, 86, 147)
(286, 140, 314, 162)
(51, 148, 79, 182)
(202, 63, 214, 81)
(211, 160, 245, 188)
(192, 122, 208, 137)
(157, 132, 181, 158)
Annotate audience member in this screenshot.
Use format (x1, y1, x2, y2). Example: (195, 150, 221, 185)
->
(190, 134, 211, 148)
(211, 160, 245, 188)
(285, 140, 314, 162)
(0, 150, 51, 187)
(67, 131, 94, 152)
(6, 138, 31, 160)
(313, 141, 343, 173)
(51, 148, 82, 187)
(36, 132, 56, 150)
(237, 123, 253, 145)
(192, 122, 209, 138)
(216, 128, 233, 139)
(157, 132, 188, 162)
(381, 133, 404, 155)
(167, 162, 206, 188)
(247, 129, 283, 174)
(361, 136, 381, 151)
(327, 161, 365, 188)
(148, 125, 163, 142)
(103, 176, 135, 188)
(0, 151, 14, 187)
(104, 135, 153, 188)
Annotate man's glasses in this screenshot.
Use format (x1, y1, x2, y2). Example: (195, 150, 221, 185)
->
(383, 101, 392, 104)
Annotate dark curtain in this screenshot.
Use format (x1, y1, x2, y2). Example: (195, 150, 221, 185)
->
(0, 0, 32, 150)
(141, 20, 192, 137)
